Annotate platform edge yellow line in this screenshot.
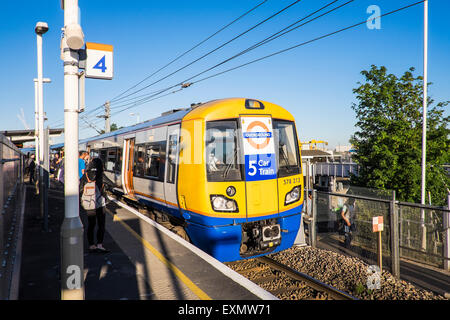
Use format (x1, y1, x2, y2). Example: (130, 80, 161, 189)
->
(109, 211, 212, 300)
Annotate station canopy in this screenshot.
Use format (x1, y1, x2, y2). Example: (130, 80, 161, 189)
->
(0, 128, 64, 149)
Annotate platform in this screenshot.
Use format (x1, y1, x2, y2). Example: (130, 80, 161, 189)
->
(17, 183, 276, 300)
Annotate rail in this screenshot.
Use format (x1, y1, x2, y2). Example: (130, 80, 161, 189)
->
(256, 256, 357, 300)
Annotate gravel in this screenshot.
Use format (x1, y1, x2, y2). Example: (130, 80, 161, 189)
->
(268, 246, 447, 300)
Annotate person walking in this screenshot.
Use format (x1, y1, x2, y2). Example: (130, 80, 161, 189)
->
(28, 154, 36, 184)
(341, 197, 356, 248)
(80, 157, 109, 253)
(57, 155, 65, 185)
(51, 153, 61, 179)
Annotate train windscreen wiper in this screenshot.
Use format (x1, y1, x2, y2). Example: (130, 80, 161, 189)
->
(279, 144, 292, 173)
(223, 148, 238, 179)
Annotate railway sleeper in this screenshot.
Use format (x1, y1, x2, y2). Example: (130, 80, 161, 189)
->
(269, 285, 306, 297)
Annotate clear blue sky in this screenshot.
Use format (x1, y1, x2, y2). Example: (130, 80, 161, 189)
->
(0, 0, 448, 149)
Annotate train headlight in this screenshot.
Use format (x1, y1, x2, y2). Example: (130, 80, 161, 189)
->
(284, 186, 300, 205)
(210, 195, 238, 212)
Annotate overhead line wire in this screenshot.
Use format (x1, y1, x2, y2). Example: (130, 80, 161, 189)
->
(105, 0, 351, 116)
(108, 0, 268, 103)
(192, 0, 425, 84)
(82, 1, 424, 132)
(109, 0, 304, 104)
(178, 0, 353, 87)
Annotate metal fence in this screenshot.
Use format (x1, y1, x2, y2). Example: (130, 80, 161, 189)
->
(303, 187, 450, 278)
(398, 202, 449, 268)
(314, 162, 359, 178)
(0, 134, 24, 300)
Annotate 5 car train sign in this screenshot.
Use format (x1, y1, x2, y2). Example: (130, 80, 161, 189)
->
(240, 116, 277, 181)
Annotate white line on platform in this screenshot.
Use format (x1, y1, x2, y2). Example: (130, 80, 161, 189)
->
(109, 197, 278, 300)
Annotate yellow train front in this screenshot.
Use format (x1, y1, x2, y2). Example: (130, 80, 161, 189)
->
(178, 98, 303, 262)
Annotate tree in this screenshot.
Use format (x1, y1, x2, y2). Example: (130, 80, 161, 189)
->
(100, 123, 122, 134)
(350, 65, 449, 205)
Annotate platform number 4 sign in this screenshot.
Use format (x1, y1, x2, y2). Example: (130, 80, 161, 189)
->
(85, 42, 113, 80)
(93, 55, 107, 73)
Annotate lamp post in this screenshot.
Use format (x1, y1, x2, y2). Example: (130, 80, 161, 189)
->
(35, 22, 49, 231)
(35, 22, 48, 168)
(420, 0, 428, 250)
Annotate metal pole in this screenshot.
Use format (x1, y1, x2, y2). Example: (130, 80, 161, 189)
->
(444, 193, 450, 271)
(105, 101, 111, 133)
(43, 127, 49, 232)
(420, 0, 428, 251)
(36, 23, 48, 227)
(37, 32, 44, 168)
(377, 231, 382, 272)
(34, 81, 39, 160)
(390, 191, 400, 278)
(60, 0, 84, 300)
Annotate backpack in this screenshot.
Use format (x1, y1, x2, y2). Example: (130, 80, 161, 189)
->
(81, 181, 106, 211)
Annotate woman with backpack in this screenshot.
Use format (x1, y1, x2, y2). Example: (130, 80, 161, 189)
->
(80, 157, 109, 253)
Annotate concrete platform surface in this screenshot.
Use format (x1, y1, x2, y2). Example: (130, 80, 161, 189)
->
(17, 183, 276, 300)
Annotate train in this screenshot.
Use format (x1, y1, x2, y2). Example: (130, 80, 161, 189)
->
(77, 98, 304, 262)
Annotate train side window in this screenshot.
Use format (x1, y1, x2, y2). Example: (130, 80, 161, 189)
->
(115, 148, 122, 173)
(99, 149, 107, 169)
(106, 148, 117, 172)
(90, 149, 99, 159)
(166, 134, 178, 184)
(145, 144, 161, 179)
(134, 145, 145, 177)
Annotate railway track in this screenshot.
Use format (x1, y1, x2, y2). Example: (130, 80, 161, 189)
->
(227, 256, 357, 300)
(115, 195, 357, 300)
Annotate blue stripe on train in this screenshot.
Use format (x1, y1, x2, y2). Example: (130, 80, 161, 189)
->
(133, 192, 302, 262)
(183, 204, 303, 262)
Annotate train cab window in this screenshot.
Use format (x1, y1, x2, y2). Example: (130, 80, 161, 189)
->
(105, 148, 117, 172)
(134, 145, 145, 177)
(205, 120, 242, 182)
(273, 120, 301, 177)
(145, 145, 161, 179)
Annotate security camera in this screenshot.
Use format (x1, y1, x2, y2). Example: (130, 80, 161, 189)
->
(35, 22, 49, 35)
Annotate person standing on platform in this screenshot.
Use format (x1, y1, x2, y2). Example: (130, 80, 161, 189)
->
(57, 155, 65, 185)
(80, 157, 112, 253)
(78, 151, 87, 180)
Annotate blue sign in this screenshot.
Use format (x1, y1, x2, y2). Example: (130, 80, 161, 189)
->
(243, 132, 272, 139)
(244, 153, 277, 181)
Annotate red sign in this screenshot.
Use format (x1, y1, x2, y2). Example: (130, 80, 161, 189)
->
(372, 216, 384, 232)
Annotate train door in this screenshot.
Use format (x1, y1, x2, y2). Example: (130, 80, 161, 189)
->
(122, 137, 136, 196)
(240, 116, 279, 219)
(163, 124, 180, 208)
